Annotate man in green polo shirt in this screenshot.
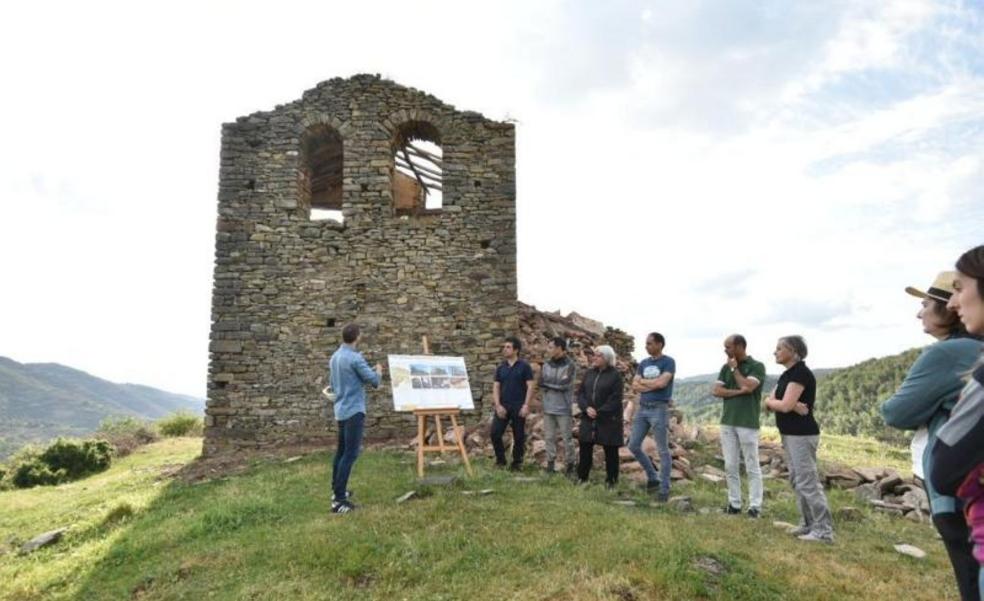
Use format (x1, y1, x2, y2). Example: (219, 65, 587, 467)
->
(711, 334, 767, 517)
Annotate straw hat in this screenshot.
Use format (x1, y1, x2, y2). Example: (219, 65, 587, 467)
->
(905, 271, 957, 303)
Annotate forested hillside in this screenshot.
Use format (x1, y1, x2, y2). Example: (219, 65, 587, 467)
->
(817, 348, 922, 445)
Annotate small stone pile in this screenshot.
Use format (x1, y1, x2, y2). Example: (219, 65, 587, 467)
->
(829, 466, 931, 522)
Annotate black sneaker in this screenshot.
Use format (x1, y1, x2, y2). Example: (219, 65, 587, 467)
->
(494, 460, 507, 469)
(747, 507, 761, 518)
(724, 504, 742, 515)
(331, 500, 356, 514)
(509, 462, 522, 472)
(656, 492, 669, 503)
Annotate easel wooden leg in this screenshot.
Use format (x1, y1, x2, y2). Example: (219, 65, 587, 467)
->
(449, 413, 474, 476)
(434, 415, 446, 453)
(417, 412, 426, 478)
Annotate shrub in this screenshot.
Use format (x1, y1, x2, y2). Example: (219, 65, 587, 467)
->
(6, 438, 113, 489)
(157, 411, 203, 437)
(40, 438, 113, 479)
(12, 459, 65, 488)
(97, 415, 159, 456)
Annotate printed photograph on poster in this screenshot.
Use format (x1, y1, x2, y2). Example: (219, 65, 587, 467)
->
(388, 355, 474, 411)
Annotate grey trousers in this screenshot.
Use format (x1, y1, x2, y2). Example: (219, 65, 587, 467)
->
(782, 434, 834, 539)
(542, 413, 575, 466)
(720, 425, 763, 509)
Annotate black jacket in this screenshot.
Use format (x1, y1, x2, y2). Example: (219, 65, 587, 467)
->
(577, 366, 624, 447)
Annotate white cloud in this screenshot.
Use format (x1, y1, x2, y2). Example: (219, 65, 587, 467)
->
(0, 0, 981, 395)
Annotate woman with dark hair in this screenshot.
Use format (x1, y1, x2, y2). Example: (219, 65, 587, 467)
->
(881, 271, 982, 601)
(932, 245, 984, 599)
(575, 345, 624, 489)
(764, 335, 833, 542)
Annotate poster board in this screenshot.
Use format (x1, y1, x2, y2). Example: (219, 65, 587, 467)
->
(387, 354, 475, 411)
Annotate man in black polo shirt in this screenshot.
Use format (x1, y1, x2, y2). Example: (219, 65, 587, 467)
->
(491, 336, 535, 470)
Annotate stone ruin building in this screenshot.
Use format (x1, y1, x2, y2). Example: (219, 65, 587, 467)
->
(205, 75, 517, 456)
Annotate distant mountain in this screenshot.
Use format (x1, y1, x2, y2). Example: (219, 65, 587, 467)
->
(0, 356, 204, 458)
(674, 350, 919, 445)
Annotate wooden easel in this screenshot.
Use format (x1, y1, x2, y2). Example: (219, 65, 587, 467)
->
(413, 336, 474, 478)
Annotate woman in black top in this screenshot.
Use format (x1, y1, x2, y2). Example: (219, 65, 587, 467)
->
(764, 335, 833, 542)
(576, 345, 624, 488)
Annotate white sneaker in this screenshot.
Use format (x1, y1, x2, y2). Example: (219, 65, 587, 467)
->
(787, 525, 811, 536)
(797, 532, 833, 543)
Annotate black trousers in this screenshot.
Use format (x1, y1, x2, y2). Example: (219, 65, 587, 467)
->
(933, 512, 980, 601)
(491, 406, 526, 465)
(577, 442, 620, 484)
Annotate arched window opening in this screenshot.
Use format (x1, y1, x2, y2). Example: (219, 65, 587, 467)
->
(393, 121, 442, 213)
(301, 125, 343, 222)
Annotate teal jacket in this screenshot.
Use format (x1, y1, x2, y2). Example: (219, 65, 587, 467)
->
(880, 337, 982, 515)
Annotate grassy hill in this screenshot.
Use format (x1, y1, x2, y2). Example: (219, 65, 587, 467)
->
(674, 350, 922, 445)
(0, 356, 204, 458)
(0, 436, 957, 600)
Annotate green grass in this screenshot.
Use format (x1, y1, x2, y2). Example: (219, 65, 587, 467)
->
(740, 426, 913, 476)
(0, 436, 958, 600)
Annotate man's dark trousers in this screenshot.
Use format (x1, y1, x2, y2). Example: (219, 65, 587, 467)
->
(491, 406, 526, 465)
(332, 412, 365, 499)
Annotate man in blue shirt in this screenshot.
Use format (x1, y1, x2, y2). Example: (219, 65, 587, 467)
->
(491, 336, 535, 470)
(328, 323, 382, 514)
(626, 332, 676, 501)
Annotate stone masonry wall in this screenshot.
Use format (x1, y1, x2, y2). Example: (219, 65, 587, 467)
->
(205, 75, 517, 456)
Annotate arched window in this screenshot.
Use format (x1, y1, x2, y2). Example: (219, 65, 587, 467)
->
(300, 124, 343, 222)
(392, 121, 442, 213)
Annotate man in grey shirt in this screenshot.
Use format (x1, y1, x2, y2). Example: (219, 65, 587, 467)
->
(539, 337, 577, 475)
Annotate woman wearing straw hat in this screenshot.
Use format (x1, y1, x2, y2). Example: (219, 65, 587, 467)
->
(575, 345, 624, 489)
(932, 245, 984, 600)
(881, 271, 982, 601)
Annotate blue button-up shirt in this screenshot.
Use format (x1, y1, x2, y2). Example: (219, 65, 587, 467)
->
(329, 344, 381, 421)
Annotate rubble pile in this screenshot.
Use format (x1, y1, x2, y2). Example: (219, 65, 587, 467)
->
(515, 301, 638, 388)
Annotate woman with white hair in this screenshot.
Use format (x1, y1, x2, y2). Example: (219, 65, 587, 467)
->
(764, 335, 834, 543)
(575, 344, 625, 488)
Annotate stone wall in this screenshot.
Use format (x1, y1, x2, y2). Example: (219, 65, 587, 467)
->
(205, 75, 517, 456)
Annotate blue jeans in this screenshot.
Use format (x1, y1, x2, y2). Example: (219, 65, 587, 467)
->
(332, 412, 365, 500)
(628, 405, 671, 495)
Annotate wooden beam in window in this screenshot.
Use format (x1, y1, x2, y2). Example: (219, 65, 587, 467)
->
(406, 143, 443, 167)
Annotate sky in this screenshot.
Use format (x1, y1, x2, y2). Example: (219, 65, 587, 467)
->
(0, 0, 982, 397)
